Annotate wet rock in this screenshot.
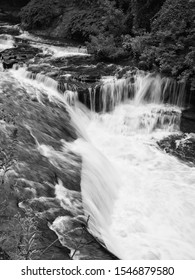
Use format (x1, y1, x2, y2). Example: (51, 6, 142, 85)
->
(2, 59, 17, 69)
(30, 96, 38, 102)
(75, 74, 101, 83)
(1, 42, 41, 65)
(0, 70, 116, 260)
(158, 134, 195, 166)
(0, 76, 80, 259)
(77, 85, 102, 112)
(47, 71, 59, 78)
(138, 61, 148, 71)
(37, 220, 71, 260)
(180, 108, 195, 133)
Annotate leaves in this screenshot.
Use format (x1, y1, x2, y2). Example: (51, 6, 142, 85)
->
(20, 0, 63, 29)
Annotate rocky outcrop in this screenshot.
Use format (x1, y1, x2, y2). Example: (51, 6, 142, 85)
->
(158, 134, 195, 166)
(180, 108, 195, 133)
(0, 28, 117, 259)
(0, 69, 116, 259)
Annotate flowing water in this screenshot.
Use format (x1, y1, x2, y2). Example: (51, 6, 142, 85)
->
(0, 34, 15, 50)
(1, 22, 195, 260)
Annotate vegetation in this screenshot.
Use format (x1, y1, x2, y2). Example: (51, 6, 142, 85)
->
(126, 0, 195, 87)
(20, 0, 64, 29)
(18, 0, 195, 87)
(0, 198, 41, 260)
(87, 0, 195, 88)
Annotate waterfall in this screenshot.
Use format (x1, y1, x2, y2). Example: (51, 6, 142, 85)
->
(68, 139, 120, 246)
(1, 18, 195, 261)
(67, 73, 195, 259)
(99, 72, 186, 111)
(9, 66, 120, 249)
(77, 71, 186, 112)
(6, 63, 195, 260)
(12, 67, 186, 113)
(99, 76, 133, 112)
(77, 103, 195, 259)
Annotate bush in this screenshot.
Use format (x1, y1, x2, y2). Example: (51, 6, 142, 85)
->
(0, 207, 41, 260)
(121, 0, 195, 86)
(20, 0, 63, 29)
(67, 9, 105, 41)
(67, 0, 126, 41)
(151, 0, 195, 85)
(87, 34, 128, 61)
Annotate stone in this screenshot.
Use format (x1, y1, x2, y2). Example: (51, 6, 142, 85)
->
(180, 108, 195, 133)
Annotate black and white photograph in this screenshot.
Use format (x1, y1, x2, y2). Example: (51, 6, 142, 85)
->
(0, 0, 195, 276)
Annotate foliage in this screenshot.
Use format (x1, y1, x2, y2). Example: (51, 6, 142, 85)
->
(20, 0, 63, 29)
(152, 0, 194, 32)
(87, 34, 128, 61)
(151, 0, 195, 86)
(67, 8, 105, 41)
(0, 207, 41, 260)
(67, 0, 125, 41)
(84, 0, 127, 60)
(129, 0, 166, 33)
(121, 0, 195, 88)
(122, 33, 151, 57)
(19, 0, 195, 87)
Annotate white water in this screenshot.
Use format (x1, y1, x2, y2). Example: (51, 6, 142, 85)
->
(67, 78, 195, 259)
(80, 104, 195, 259)
(0, 34, 15, 51)
(12, 67, 195, 259)
(98, 73, 186, 112)
(17, 31, 89, 58)
(1, 30, 195, 258)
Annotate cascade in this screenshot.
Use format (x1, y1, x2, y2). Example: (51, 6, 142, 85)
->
(1, 27, 194, 260)
(0, 34, 14, 51)
(9, 66, 120, 249)
(67, 73, 195, 259)
(11, 67, 187, 114)
(76, 72, 186, 112)
(97, 72, 186, 112)
(67, 138, 120, 245)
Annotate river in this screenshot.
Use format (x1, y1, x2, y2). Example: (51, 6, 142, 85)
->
(0, 21, 195, 260)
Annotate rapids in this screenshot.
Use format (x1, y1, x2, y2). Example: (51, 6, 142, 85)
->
(0, 34, 14, 51)
(1, 23, 195, 260)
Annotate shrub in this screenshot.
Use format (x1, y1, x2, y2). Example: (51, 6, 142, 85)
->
(67, 9, 105, 41)
(20, 0, 63, 30)
(121, 0, 195, 86)
(0, 207, 41, 260)
(87, 34, 128, 61)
